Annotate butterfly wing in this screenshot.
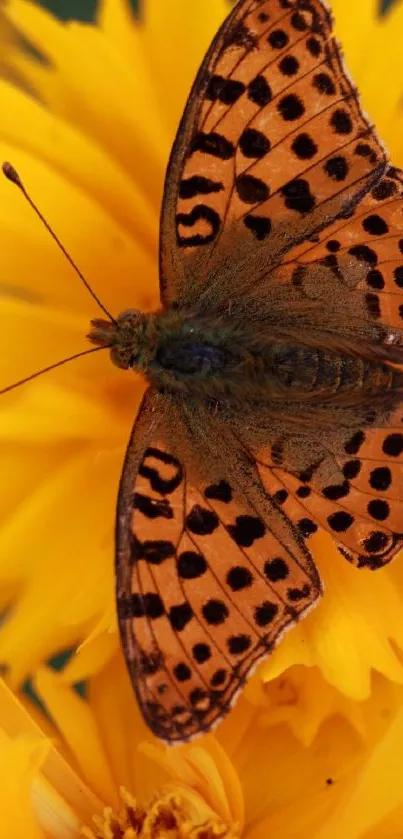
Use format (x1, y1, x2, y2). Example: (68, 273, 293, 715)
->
(250, 416, 403, 571)
(159, 0, 387, 306)
(116, 390, 321, 743)
(283, 166, 403, 343)
(256, 167, 403, 568)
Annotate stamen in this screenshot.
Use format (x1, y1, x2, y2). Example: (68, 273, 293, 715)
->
(81, 789, 239, 839)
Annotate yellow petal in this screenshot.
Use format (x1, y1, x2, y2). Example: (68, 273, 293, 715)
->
(5, 0, 169, 205)
(60, 630, 118, 684)
(0, 732, 47, 839)
(0, 140, 157, 317)
(142, 0, 229, 142)
(313, 701, 403, 839)
(35, 667, 116, 806)
(263, 534, 403, 700)
(0, 75, 157, 248)
(0, 449, 121, 683)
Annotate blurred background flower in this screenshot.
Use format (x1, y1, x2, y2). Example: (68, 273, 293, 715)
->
(0, 1, 403, 837)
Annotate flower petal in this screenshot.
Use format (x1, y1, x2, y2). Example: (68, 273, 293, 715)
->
(0, 449, 122, 683)
(0, 731, 48, 839)
(35, 667, 116, 806)
(0, 75, 157, 248)
(0, 141, 157, 317)
(5, 0, 170, 204)
(312, 700, 403, 839)
(142, 0, 229, 141)
(262, 534, 403, 700)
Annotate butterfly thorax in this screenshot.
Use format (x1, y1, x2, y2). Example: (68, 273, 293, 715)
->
(88, 309, 398, 405)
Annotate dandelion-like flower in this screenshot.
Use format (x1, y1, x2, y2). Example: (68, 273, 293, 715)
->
(1, 0, 403, 835)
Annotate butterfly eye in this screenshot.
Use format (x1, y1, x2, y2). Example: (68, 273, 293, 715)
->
(109, 344, 136, 371)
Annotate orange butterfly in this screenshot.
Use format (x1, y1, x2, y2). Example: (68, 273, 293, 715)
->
(78, 0, 403, 741)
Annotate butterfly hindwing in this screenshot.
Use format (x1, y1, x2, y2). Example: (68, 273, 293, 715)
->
(116, 391, 321, 742)
(249, 404, 403, 570)
(160, 0, 387, 307)
(260, 168, 403, 567)
(282, 167, 403, 344)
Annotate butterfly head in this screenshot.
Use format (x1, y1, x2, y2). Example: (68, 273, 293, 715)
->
(88, 309, 147, 370)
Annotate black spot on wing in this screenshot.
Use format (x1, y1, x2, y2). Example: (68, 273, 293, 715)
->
(227, 634, 252, 655)
(169, 602, 193, 631)
(248, 74, 272, 107)
(330, 109, 353, 134)
(193, 642, 211, 663)
(174, 662, 192, 682)
(243, 215, 272, 240)
(367, 499, 390, 521)
(278, 93, 305, 121)
(279, 55, 299, 76)
(227, 515, 265, 547)
(177, 551, 208, 579)
(327, 511, 354, 532)
(186, 505, 219, 535)
(268, 28, 289, 49)
(254, 601, 278, 626)
(292, 133, 317, 160)
(239, 128, 270, 159)
(133, 493, 173, 520)
(383, 434, 403, 457)
(344, 431, 365, 455)
(139, 448, 183, 494)
(236, 174, 270, 204)
(225, 20, 257, 50)
(369, 467, 392, 491)
(281, 178, 316, 213)
(179, 176, 224, 199)
(131, 536, 175, 565)
(226, 565, 254, 591)
(190, 131, 235, 160)
(204, 480, 232, 503)
(206, 74, 245, 104)
(176, 204, 221, 247)
(287, 583, 311, 602)
(298, 518, 318, 538)
(264, 558, 289, 582)
(203, 599, 229, 626)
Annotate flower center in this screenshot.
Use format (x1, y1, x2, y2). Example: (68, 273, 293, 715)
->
(81, 789, 240, 839)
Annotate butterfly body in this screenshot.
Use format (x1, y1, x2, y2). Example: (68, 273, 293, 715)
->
(90, 305, 401, 413)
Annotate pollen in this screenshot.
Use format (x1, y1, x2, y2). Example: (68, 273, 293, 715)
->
(81, 789, 240, 839)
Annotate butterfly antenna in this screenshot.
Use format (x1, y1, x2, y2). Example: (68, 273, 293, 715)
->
(2, 162, 117, 324)
(0, 345, 111, 396)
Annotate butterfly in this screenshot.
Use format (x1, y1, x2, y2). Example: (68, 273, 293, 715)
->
(87, 0, 403, 743)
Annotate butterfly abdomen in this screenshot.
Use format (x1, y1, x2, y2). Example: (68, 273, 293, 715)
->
(273, 347, 399, 398)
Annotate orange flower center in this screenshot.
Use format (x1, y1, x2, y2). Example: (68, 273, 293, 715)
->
(81, 790, 240, 839)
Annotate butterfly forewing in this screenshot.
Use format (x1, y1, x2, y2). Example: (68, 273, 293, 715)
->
(116, 392, 321, 743)
(160, 0, 387, 307)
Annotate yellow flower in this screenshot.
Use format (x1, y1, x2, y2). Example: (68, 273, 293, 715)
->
(1, 0, 403, 836)
(3, 651, 403, 839)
